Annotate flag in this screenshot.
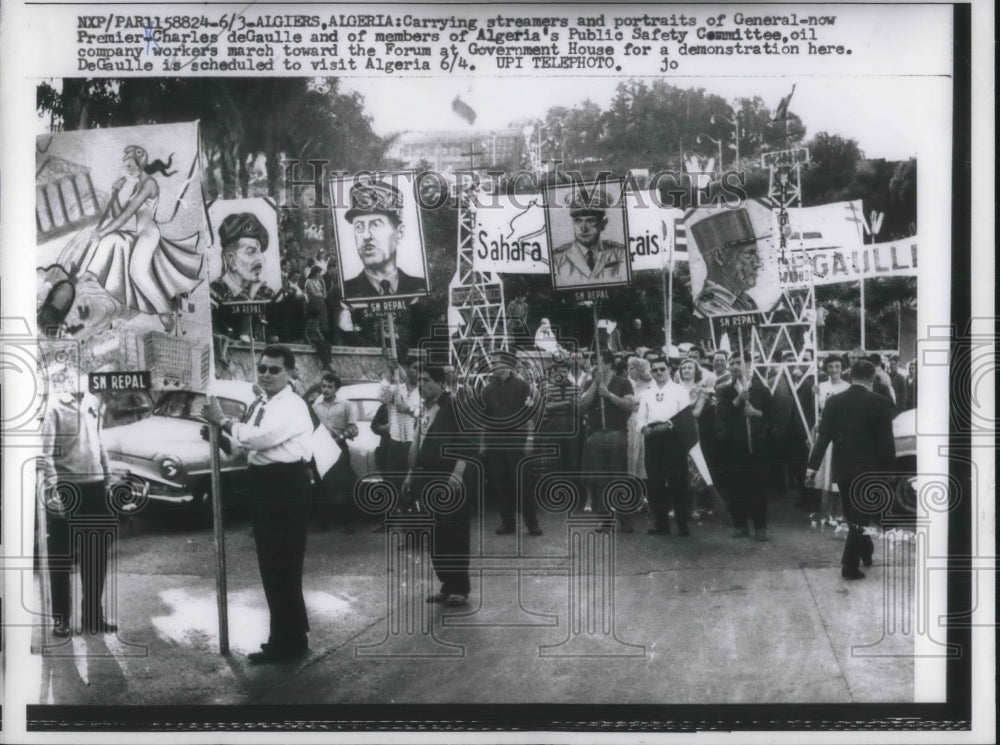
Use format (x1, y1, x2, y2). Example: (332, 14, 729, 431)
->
(451, 95, 476, 125)
(772, 84, 797, 121)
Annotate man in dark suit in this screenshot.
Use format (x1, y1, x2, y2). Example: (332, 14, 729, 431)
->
(806, 360, 896, 580)
(403, 365, 474, 607)
(342, 180, 428, 300)
(715, 354, 773, 540)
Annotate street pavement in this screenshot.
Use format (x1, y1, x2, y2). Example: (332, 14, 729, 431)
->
(27, 492, 916, 707)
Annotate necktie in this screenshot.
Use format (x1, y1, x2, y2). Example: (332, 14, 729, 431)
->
(380, 279, 391, 295)
(254, 404, 266, 426)
(586, 250, 595, 271)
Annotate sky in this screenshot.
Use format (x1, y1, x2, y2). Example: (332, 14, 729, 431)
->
(340, 75, 928, 161)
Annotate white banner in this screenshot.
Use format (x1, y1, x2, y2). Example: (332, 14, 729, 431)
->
(626, 194, 686, 272)
(472, 193, 549, 274)
(783, 199, 867, 251)
(779, 236, 919, 286)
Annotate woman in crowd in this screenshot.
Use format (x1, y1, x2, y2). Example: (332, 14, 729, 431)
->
(814, 355, 851, 525)
(625, 356, 654, 531)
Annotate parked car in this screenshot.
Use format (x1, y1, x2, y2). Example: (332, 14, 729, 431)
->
(102, 380, 258, 511)
(890, 407, 917, 515)
(102, 380, 387, 514)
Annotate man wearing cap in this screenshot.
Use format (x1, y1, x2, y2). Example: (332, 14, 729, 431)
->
(210, 212, 275, 303)
(552, 188, 628, 287)
(690, 208, 764, 317)
(342, 180, 427, 299)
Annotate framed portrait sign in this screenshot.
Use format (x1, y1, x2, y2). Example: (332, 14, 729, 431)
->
(329, 171, 430, 308)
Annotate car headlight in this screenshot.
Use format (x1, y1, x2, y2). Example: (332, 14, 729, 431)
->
(160, 455, 185, 482)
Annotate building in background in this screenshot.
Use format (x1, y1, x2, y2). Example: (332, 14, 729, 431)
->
(386, 129, 526, 173)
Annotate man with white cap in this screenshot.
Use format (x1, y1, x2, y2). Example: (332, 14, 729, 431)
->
(534, 318, 563, 354)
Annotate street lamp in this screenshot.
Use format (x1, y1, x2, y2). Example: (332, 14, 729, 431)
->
(712, 106, 742, 166)
(696, 133, 723, 172)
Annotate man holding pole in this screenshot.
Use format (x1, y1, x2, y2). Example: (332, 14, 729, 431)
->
(715, 354, 773, 541)
(635, 355, 695, 536)
(579, 349, 635, 520)
(204, 345, 314, 663)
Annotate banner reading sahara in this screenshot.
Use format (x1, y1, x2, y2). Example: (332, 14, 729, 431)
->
(471, 193, 549, 274)
(779, 236, 919, 286)
(36, 122, 211, 391)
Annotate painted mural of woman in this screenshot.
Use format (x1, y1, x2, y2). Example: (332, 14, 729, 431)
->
(63, 145, 204, 329)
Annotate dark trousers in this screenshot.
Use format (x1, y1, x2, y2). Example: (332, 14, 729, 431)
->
(838, 478, 874, 571)
(487, 441, 537, 530)
(720, 449, 768, 530)
(385, 438, 412, 503)
(416, 474, 473, 595)
(248, 462, 312, 649)
(46, 480, 114, 629)
(643, 430, 691, 530)
(314, 449, 359, 526)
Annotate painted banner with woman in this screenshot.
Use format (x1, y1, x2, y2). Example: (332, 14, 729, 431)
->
(36, 122, 211, 389)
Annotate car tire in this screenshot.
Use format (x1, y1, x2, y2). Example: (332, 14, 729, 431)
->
(183, 481, 215, 528)
(890, 456, 918, 518)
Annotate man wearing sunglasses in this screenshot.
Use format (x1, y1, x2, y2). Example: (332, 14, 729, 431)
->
(636, 355, 695, 536)
(204, 345, 314, 663)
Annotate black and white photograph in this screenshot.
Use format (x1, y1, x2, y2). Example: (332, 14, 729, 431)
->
(0, 1, 993, 743)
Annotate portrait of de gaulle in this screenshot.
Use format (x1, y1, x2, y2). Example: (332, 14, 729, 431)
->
(338, 179, 428, 302)
(208, 212, 276, 304)
(688, 207, 769, 318)
(549, 183, 629, 290)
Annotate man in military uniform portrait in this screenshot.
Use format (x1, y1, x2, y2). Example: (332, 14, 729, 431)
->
(689, 207, 765, 318)
(341, 180, 428, 300)
(210, 212, 276, 303)
(551, 186, 629, 289)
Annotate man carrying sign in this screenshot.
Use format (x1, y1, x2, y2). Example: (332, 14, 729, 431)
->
(204, 345, 314, 664)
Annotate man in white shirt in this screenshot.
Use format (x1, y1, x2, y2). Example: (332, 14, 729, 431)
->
(636, 356, 695, 536)
(312, 371, 359, 530)
(39, 378, 115, 638)
(204, 345, 314, 664)
(377, 357, 421, 499)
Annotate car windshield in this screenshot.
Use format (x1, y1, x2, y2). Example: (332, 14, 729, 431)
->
(353, 399, 381, 423)
(153, 392, 247, 421)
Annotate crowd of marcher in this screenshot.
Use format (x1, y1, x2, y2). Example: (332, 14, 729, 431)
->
(40, 309, 913, 663)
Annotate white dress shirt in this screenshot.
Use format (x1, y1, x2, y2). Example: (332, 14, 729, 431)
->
(40, 391, 109, 488)
(636, 380, 691, 429)
(230, 385, 313, 465)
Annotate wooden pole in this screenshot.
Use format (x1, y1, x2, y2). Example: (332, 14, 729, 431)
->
(208, 421, 229, 655)
(386, 311, 399, 364)
(663, 220, 674, 353)
(736, 324, 752, 454)
(592, 303, 606, 430)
